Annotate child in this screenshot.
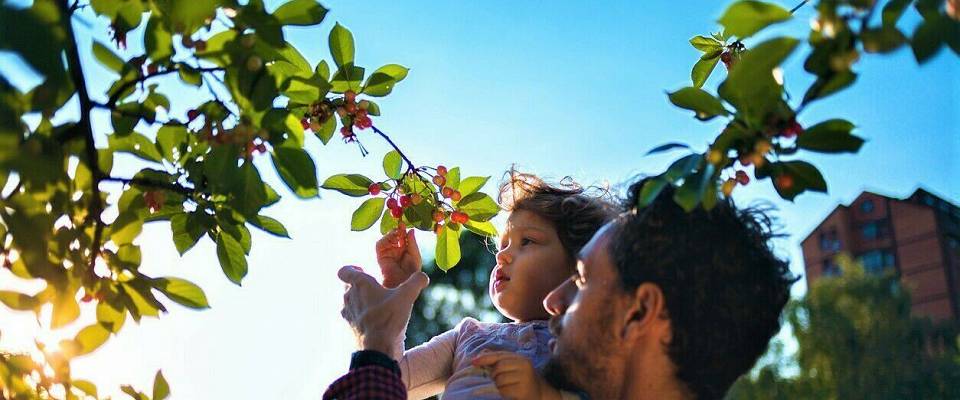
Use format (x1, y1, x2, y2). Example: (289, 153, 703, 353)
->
(375, 171, 617, 400)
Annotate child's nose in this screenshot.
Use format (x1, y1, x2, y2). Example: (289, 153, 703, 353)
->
(495, 248, 512, 266)
(544, 279, 575, 316)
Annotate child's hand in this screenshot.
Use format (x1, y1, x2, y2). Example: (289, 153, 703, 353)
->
(375, 228, 422, 288)
(471, 351, 563, 400)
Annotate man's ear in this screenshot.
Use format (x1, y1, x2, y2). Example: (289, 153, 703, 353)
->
(621, 283, 668, 342)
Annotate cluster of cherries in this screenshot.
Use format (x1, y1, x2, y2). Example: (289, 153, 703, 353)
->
(716, 117, 805, 196)
(301, 91, 373, 143)
(368, 165, 470, 234)
(187, 111, 269, 158)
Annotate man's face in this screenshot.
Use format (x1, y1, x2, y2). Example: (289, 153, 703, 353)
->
(542, 223, 628, 398)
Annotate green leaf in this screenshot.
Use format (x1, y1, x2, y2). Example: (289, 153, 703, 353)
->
(435, 224, 461, 271)
(464, 219, 498, 237)
(329, 22, 355, 68)
(73, 380, 98, 397)
(446, 167, 461, 191)
(263, 108, 306, 147)
(108, 133, 163, 163)
(52, 291, 80, 328)
(691, 54, 721, 88)
(216, 233, 248, 285)
(71, 323, 110, 357)
(773, 161, 827, 200)
(797, 119, 864, 153)
(457, 193, 499, 222)
(178, 65, 203, 87)
(121, 385, 147, 400)
(273, 0, 328, 26)
(719, 37, 798, 118)
(156, 124, 188, 163)
(882, 0, 911, 26)
(717, 0, 791, 39)
(383, 150, 403, 179)
(362, 73, 397, 97)
(861, 27, 907, 54)
(153, 370, 170, 400)
(373, 64, 409, 81)
(92, 41, 124, 74)
(271, 147, 319, 198)
(0, 290, 39, 311)
(802, 70, 857, 105)
(645, 142, 691, 156)
(673, 165, 714, 212)
(458, 176, 490, 197)
(96, 301, 126, 333)
(144, 16, 173, 61)
(322, 174, 373, 197)
(668, 87, 729, 121)
(229, 162, 268, 217)
(154, 277, 210, 309)
(379, 211, 399, 235)
(170, 212, 210, 255)
(637, 178, 668, 207)
(351, 197, 386, 231)
(911, 16, 946, 63)
(282, 74, 332, 104)
(690, 35, 723, 52)
(664, 154, 703, 183)
(248, 215, 290, 238)
(330, 65, 365, 93)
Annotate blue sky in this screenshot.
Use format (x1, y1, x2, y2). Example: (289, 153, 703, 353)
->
(1, 0, 957, 398)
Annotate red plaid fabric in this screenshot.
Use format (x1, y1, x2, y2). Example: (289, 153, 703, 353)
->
(323, 365, 407, 400)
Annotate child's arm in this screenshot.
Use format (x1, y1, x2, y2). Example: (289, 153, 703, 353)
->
(471, 351, 569, 400)
(398, 327, 458, 400)
(376, 228, 422, 288)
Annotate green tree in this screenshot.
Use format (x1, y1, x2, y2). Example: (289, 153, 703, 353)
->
(727, 256, 960, 399)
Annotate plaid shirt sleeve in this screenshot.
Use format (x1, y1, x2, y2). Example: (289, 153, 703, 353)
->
(323, 351, 407, 400)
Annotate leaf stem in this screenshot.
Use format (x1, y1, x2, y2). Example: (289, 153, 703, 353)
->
(789, 0, 810, 14)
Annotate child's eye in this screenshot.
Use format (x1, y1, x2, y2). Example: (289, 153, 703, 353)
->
(520, 237, 534, 246)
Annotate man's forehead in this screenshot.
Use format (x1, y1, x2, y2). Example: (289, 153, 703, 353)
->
(577, 222, 615, 267)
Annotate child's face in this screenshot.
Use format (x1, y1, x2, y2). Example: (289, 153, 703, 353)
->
(491, 209, 575, 322)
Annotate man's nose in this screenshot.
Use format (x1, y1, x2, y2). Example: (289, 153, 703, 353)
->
(544, 279, 575, 316)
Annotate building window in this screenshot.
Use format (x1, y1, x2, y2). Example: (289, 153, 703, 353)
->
(859, 249, 895, 274)
(860, 200, 875, 214)
(823, 259, 841, 277)
(860, 220, 889, 241)
(819, 230, 841, 252)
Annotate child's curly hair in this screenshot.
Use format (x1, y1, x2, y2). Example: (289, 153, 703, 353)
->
(497, 168, 619, 258)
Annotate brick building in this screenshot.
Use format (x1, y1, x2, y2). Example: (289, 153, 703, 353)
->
(800, 188, 960, 321)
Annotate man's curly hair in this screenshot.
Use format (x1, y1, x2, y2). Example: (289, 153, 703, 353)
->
(498, 169, 618, 259)
(609, 178, 798, 399)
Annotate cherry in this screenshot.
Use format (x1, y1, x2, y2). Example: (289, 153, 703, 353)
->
(735, 170, 750, 185)
(707, 149, 723, 165)
(2, 258, 11, 270)
(369, 183, 381, 196)
(341, 126, 353, 137)
(390, 207, 403, 218)
(410, 193, 423, 205)
(436, 165, 448, 176)
(143, 191, 165, 212)
(147, 64, 159, 74)
(450, 190, 462, 202)
(301, 118, 310, 130)
(387, 198, 399, 210)
(433, 175, 446, 187)
(344, 90, 357, 104)
(194, 40, 207, 52)
(451, 211, 469, 224)
(776, 174, 795, 190)
(187, 109, 200, 121)
(434, 223, 444, 234)
(81, 293, 94, 303)
(442, 187, 454, 198)
(720, 52, 732, 63)
(345, 103, 357, 114)
(433, 210, 445, 223)
(256, 143, 267, 153)
(782, 121, 804, 138)
(739, 154, 752, 166)
(400, 195, 411, 208)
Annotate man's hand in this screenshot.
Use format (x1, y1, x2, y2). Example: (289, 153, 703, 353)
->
(376, 228, 422, 288)
(471, 352, 563, 400)
(338, 265, 429, 357)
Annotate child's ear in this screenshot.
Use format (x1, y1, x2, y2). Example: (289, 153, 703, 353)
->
(620, 283, 669, 343)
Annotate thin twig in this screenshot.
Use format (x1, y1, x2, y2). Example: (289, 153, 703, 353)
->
(101, 176, 196, 196)
(371, 125, 417, 172)
(790, 0, 810, 14)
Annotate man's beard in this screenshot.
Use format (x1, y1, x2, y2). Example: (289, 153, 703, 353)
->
(543, 307, 620, 397)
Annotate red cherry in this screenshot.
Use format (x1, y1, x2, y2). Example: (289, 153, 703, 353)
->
(387, 198, 399, 210)
(735, 170, 750, 185)
(452, 211, 469, 224)
(390, 207, 403, 218)
(720, 52, 732, 63)
(194, 40, 207, 52)
(437, 165, 448, 176)
(301, 118, 310, 130)
(433, 210, 445, 223)
(187, 109, 200, 121)
(433, 175, 446, 187)
(81, 293, 94, 303)
(410, 193, 423, 205)
(344, 90, 357, 104)
(400, 195, 411, 208)
(345, 103, 357, 114)
(442, 187, 454, 198)
(147, 64, 158, 74)
(434, 223, 444, 234)
(341, 126, 353, 137)
(450, 191, 462, 202)
(369, 183, 381, 196)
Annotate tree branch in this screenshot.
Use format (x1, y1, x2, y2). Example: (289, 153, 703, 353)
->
(106, 66, 224, 108)
(371, 125, 417, 172)
(101, 176, 197, 196)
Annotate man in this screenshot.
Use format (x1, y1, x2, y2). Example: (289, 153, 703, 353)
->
(327, 178, 796, 399)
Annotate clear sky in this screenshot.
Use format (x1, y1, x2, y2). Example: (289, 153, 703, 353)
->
(1, 1, 957, 398)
